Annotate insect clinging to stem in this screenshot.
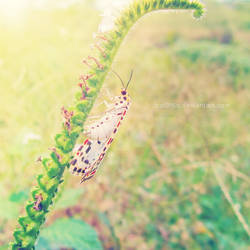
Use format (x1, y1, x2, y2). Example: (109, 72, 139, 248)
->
(69, 70, 133, 183)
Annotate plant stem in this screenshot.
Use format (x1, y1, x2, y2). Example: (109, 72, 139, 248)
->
(10, 1, 204, 249)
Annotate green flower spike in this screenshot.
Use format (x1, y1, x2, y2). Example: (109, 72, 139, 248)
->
(10, 0, 204, 249)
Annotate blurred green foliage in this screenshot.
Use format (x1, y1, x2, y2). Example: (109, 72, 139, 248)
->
(171, 41, 250, 89)
(53, 188, 84, 210)
(0, 0, 249, 249)
(36, 218, 102, 249)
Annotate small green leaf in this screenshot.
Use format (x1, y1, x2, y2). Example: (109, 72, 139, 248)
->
(36, 218, 103, 250)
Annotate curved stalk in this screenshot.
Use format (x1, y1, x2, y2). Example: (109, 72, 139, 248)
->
(10, 0, 204, 249)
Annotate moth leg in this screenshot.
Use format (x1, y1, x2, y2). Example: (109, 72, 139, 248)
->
(87, 114, 103, 120)
(103, 88, 113, 99)
(87, 102, 114, 121)
(91, 88, 114, 107)
(103, 100, 114, 109)
(95, 87, 110, 99)
(92, 98, 113, 111)
(102, 88, 118, 102)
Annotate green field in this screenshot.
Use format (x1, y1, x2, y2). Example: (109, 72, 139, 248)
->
(0, 0, 249, 249)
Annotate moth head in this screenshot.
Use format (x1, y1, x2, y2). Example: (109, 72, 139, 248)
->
(114, 90, 130, 106)
(121, 89, 127, 96)
(121, 89, 130, 102)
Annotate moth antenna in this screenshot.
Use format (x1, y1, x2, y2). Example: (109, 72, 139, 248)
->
(111, 69, 125, 88)
(126, 70, 133, 90)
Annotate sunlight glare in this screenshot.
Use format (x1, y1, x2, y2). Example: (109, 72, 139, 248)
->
(0, 0, 29, 22)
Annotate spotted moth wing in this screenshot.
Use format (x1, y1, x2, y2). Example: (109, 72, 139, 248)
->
(70, 139, 105, 176)
(69, 94, 130, 183)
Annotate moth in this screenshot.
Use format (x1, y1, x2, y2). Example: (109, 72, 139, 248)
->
(69, 71, 133, 183)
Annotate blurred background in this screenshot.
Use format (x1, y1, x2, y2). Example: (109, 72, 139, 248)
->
(0, 0, 249, 249)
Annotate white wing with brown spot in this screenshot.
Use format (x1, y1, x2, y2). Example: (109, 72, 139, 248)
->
(69, 137, 113, 182)
(70, 139, 104, 175)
